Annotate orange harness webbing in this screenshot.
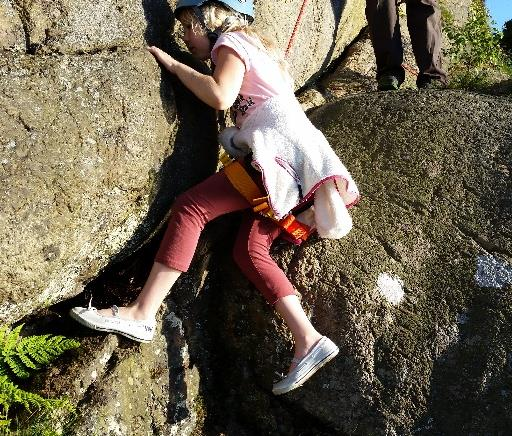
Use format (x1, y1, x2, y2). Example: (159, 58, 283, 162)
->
(223, 159, 312, 242)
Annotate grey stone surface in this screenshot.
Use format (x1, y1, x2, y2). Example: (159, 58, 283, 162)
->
(209, 91, 512, 434)
(5, 0, 367, 88)
(8, 0, 173, 54)
(0, 0, 369, 325)
(0, 50, 174, 323)
(0, 0, 25, 51)
(68, 311, 202, 436)
(4, 0, 508, 434)
(253, 0, 367, 88)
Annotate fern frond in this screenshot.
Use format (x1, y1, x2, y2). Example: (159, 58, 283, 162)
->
(2, 325, 22, 356)
(0, 375, 62, 414)
(19, 335, 80, 367)
(0, 326, 79, 434)
(18, 349, 40, 371)
(4, 356, 30, 379)
(0, 375, 25, 410)
(0, 325, 80, 380)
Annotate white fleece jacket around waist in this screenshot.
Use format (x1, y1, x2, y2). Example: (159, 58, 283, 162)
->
(219, 94, 360, 239)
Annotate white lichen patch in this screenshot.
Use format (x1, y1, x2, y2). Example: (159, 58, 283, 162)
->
(165, 311, 185, 335)
(105, 416, 125, 436)
(377, 273, 405, 305)
(0, 302, 20, 324)
(99, 352, 110, 365)
(475, 254, 512, 288)
(91, 370, 97, 380)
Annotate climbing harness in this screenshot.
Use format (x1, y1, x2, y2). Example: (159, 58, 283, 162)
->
(219, 153, 313, 242)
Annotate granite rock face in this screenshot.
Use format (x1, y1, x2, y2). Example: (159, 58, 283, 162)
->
(209, 91, 512, 434)
(0, 1, 218, 324)
(0, 0, 369, 326)
(4, 1, 507, 435)
(5, 0, 173, 53)
(252, 0, 366, 87)
(0, 0, 25, 51)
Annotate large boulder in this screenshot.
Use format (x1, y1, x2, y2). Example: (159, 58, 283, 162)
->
(28, 228, 220, 434)
(0, 0, 25, 51)
(6, 0, 173, 53)
(9, 0, 367, 87)
(252, 0, 366, 87)
(0, 0, 219, 324)
(206, 91, 512, 434)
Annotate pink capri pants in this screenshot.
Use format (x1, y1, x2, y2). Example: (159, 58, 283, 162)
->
(155, 170, 297, 305)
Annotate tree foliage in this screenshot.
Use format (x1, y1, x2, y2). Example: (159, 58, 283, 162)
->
(441, 0, 511, 89)
(501, 19, 512, 55)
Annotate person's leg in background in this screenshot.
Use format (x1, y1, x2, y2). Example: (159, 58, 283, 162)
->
(407, 0, 447, 88)
(365, 0, 406, 90)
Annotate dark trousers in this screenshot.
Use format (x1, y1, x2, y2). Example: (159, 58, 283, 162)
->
(365, 0, 447, 84)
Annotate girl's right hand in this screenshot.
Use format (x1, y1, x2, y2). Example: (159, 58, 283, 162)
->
(147, 46, 178, 73)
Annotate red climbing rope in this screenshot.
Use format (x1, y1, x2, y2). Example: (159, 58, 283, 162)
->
(402, 62, 419, 77)
(285, 0, 310, 58)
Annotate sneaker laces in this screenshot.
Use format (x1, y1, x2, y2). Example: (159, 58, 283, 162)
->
(274, 371, 286, 382)
(87, 295, 95, 310)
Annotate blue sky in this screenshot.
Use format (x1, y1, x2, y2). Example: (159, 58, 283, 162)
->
(486, 0, 510, 30)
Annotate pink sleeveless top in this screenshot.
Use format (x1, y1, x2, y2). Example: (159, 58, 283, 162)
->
(211, 32, 293, 128)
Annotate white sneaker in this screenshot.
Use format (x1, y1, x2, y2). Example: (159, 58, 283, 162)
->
(70, 305, 156, 343)
(272, 336, 339, 395)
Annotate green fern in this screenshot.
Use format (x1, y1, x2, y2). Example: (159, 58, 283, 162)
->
(0, 325, 79, 380)
(0, 375, 65, 412)
(0, 324, 79, 434)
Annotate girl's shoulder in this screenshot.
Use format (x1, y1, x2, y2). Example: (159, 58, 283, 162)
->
(216, 31, 262, 47)
(211, 31, 260, 68)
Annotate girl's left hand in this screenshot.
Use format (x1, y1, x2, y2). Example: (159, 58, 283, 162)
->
(147, 46, 178, 73)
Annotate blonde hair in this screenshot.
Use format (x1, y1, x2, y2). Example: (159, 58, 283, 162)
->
(177, 2, 288, 71)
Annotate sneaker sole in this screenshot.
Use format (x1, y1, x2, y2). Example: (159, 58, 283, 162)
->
(272, 346, 339, 395)
(69, 309, 154, 343)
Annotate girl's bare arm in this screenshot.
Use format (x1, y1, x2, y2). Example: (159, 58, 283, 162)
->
(147, 46, 245, 110)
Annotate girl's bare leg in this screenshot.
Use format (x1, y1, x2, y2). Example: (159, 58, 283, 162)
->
(274, 295, 323, 372)
(98, 262, 181, 320)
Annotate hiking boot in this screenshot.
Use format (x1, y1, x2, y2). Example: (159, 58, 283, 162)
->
(377, 75, 401, 91)
(417, 75, 447, 90)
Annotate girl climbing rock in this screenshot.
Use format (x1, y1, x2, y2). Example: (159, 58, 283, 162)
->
(70, 0, 359, 395)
